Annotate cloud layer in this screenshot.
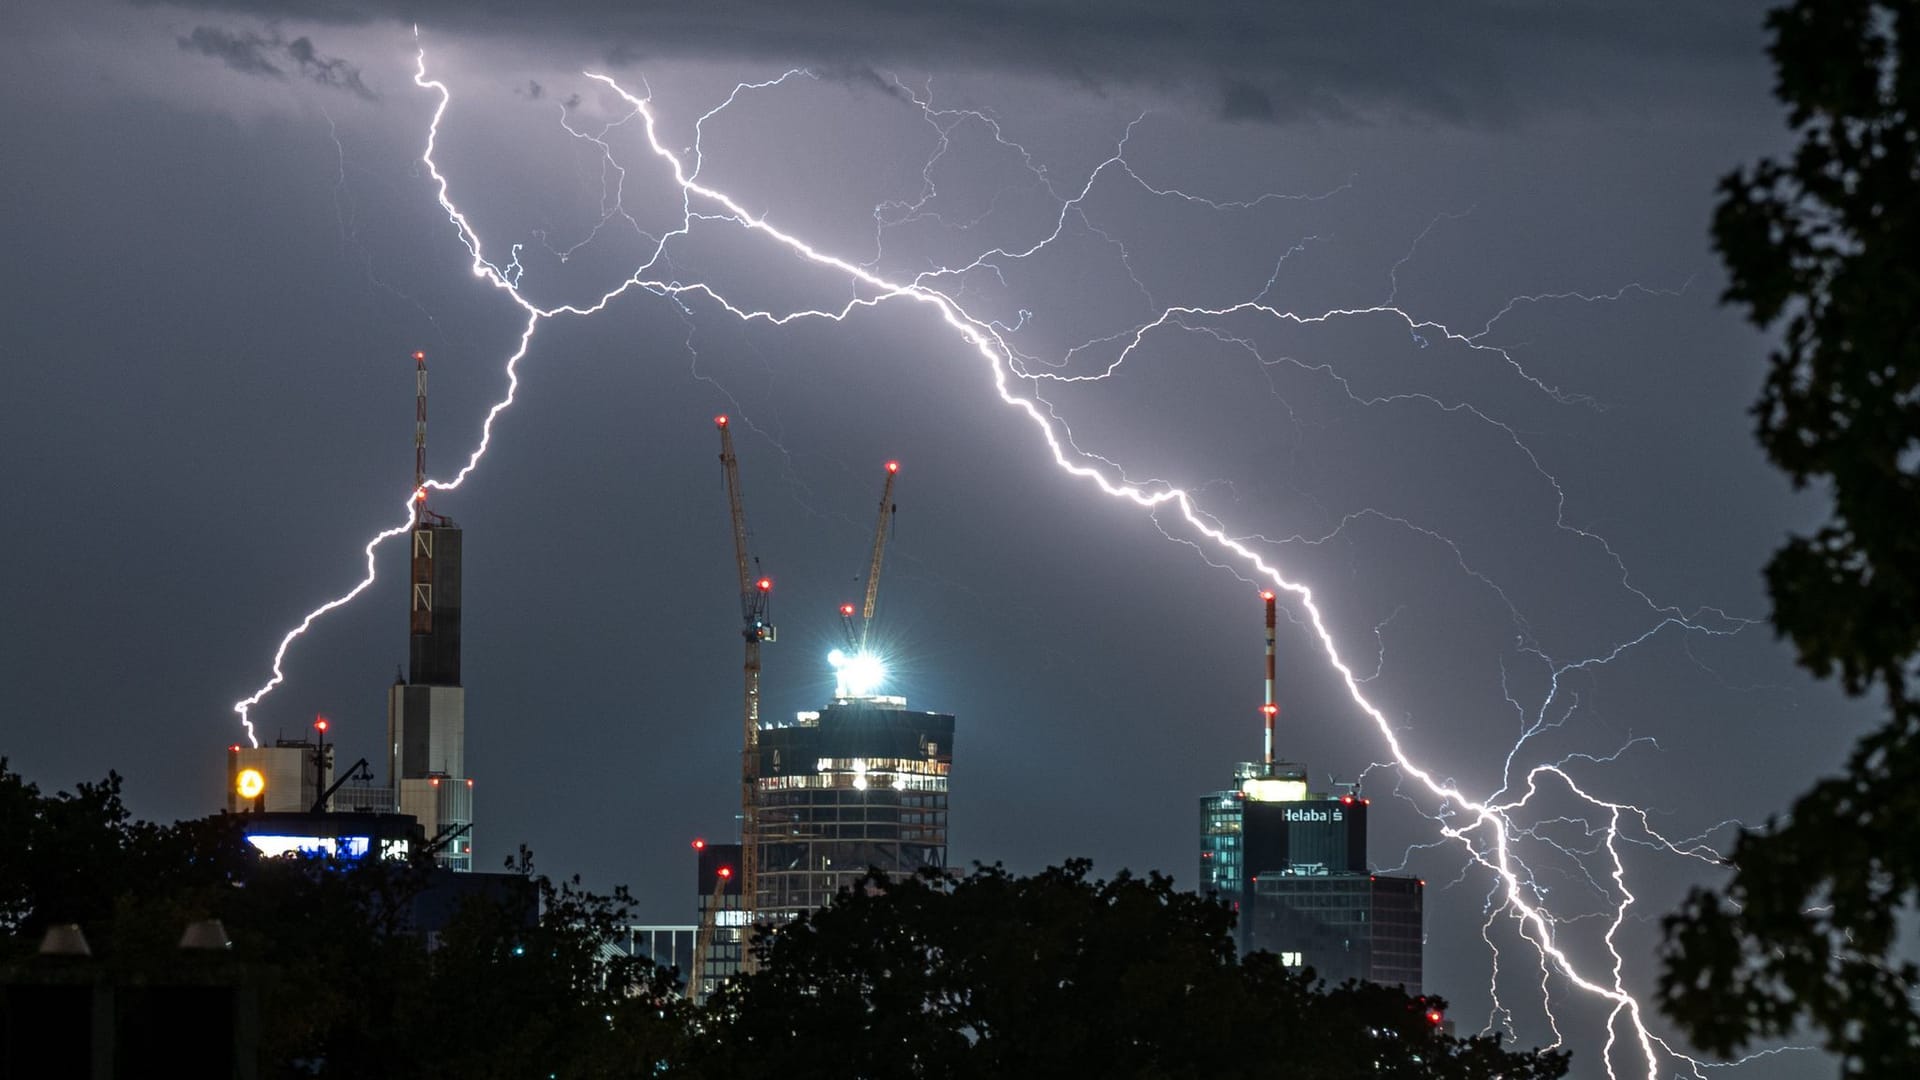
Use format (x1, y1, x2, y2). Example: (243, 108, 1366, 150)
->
(141, 0, 1768, 124)
(176, 24, 376, 98)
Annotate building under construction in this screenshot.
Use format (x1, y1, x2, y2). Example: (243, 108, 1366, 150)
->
(1198, 590, 1423, 992)
(755, 695, 955, 923)
(710, 417, 954, 933)
(689, 841, 744, 1000)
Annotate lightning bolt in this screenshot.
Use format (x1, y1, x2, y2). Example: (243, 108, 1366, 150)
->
(225, 43, 1815, 1077)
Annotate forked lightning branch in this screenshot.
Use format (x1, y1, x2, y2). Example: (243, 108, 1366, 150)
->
(225, 42, 1785, 1079)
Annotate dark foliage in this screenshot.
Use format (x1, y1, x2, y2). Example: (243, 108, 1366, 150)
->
(0, 761, 678, 1078)
(1660, 3, 1920, 1075)
(693, 861, 1567, 1080)
(4, 763, 1565, 1078)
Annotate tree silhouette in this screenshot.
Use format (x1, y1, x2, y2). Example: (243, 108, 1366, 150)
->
(695, 861, 1567, 1080)
(1660, 3, 1920, 1075)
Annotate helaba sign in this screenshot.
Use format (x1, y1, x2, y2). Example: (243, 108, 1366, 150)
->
(1284, 807, 1344, 823)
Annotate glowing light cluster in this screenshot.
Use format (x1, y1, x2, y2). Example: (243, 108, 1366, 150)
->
(828, 648, 888, 698)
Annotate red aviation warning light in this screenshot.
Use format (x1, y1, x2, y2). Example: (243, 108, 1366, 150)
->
(717, 866, 733, 879)
(840, 603, 856, 617)
(692, 838, 706, 850)
(412, 350, 426, 361)
(1261, 703, 1279, 717)
(885, 460, 899, 474)
(314, 716, 329, 734)
(757, 577, 773, 592)
(714, 415, 729, 427)
(1260, 589, 1275, 601)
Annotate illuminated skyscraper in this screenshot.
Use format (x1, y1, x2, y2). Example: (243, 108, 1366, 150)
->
(753, 694, 954, 924)
(388, 515, 474, 870)
(1198, 761, 1423, 992)
(1200, 590, 1422, 990)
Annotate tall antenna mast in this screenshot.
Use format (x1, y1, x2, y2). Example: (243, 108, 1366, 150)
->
(414, 350, 428, 503)
(409, 350, 442, 639)
(1261, 589, 1278, 772)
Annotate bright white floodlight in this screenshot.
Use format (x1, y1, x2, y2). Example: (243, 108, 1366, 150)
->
(829, 648, 887, 697)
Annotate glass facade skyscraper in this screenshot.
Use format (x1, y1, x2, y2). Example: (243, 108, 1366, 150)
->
(753, 695, 954, 924)
(1199, 761, 1423, 993)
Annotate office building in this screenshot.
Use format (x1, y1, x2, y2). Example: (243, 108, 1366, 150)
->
(1200, 760, 1423, 992)
(386, 495, 474, 866)
(227, 739, 333, 814)
(753, 694, 954, 924)
(1198, 590, 1422, 991)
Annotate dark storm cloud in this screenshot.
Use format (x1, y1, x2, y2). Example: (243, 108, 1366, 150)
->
(1219, 79, 1276, 123)
(176, 25, 282, 76)
(176, 24, 376, 98)
(139, 0, 1765, 124)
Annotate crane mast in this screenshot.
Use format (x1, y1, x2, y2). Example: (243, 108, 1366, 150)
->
(689, 856, 734, 1002)
(714, 416, 771, 967)
(857, 461, 899, 649)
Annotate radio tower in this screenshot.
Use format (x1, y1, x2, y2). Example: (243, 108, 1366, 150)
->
(1261, 589, 1278, 773)
(415, 350, 427, 505)
(390, 349, 473, 870)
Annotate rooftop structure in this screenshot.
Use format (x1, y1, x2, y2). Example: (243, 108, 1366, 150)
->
(1197, 590, 1423, 991)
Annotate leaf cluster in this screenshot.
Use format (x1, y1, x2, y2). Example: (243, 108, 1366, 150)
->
(690, 861, 1567, 1080)
(3, 763, 1564, 1079)
(1661, 3, 1920, 1075)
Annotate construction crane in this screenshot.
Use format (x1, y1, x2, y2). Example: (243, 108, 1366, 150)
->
(689, 840, 734, 1002)
(840, 460, 899, 653)
(714, 415, 772, 965)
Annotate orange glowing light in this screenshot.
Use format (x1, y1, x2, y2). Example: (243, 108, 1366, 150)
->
(235, 768, 266, 799)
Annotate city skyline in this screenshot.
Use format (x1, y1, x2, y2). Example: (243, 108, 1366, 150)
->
(0, 4, 1870, 1076)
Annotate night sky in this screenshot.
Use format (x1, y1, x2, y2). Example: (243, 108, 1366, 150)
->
(0, 2, 1867, 1075)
